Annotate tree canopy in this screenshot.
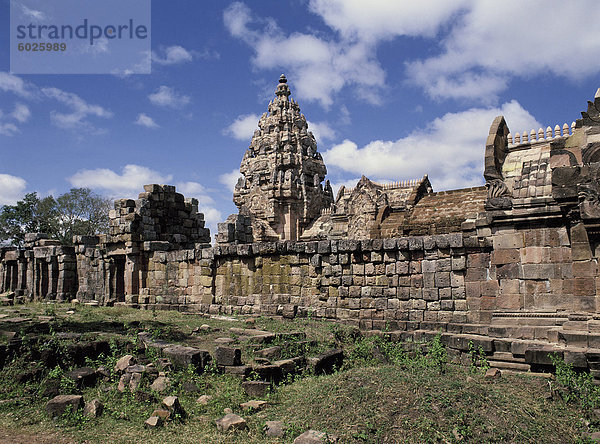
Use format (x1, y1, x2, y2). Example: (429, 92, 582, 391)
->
(0, 188, 111, 246)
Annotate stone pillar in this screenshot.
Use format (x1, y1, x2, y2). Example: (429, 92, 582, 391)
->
(125, 255, 140, 296)
(49, 257, 59, 300)
(25, 251, 34, 300)
(17, 258, 26, 293)
(0, 260, 5, 292)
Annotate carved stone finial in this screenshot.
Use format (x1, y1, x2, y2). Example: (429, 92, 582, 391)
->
(275, 74, 291, 99)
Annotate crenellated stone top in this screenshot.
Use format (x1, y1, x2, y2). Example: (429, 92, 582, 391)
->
(232, 74, 334, 241)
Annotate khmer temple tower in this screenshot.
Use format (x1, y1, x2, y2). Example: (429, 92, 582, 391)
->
(227, 74, 334, 242)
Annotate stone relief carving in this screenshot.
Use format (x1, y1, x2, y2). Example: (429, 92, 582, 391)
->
(578, 164, 600, 220)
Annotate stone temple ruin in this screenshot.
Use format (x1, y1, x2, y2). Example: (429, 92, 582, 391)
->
(4, 77, 600, 376)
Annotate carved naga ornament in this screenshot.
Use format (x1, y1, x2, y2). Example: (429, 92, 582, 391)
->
(484, 116, 513, 210)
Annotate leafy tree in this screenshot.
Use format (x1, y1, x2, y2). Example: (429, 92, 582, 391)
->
(0, 193, 58, 246)
(0, 188, 111, 246)
(54, 188, 112, 245)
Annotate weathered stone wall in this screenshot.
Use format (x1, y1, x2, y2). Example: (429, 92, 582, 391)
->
(0, 234, 77, 303)
(208, 235, 472, 330)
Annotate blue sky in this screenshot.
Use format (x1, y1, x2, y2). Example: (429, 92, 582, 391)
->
(1, 0, 599, 237)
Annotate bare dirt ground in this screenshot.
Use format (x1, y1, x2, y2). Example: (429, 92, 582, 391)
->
(0, 430, 75, 444)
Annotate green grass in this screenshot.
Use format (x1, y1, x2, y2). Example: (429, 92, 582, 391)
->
(0, 303, 596, 443)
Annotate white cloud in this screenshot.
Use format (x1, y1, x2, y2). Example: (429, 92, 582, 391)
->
(404, 1, 600, 101)
(223, 2, 385, 108)
(134, 113, 159, 129)
(11, 103, 30, 123)
(0, 174, 27, 205)
(152, 45, 194, 65)
(308, 0, 469, 41)
(148, 86, 191, 108)
(20, 4, 46, 21)
(307, 121, 336, 142)
(175, 181, 214, 206)
(329, 178, 361, 197)
(225, 1, 600, 105)
(69, 164, 172, 197)
(42, 87, 112, 130)
(219, 169, 242, 193)
(201, 207, 223, 235)
(0, 72, 33, 98)
(0, 122, 19, 137)
(175, 181, 223, 233)
(224, 113, 259, 141)
(82, 38, 110, 55)
(323, 100, 541, 191)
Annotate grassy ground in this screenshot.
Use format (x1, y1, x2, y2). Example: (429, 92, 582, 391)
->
(0, 303, 596, 443)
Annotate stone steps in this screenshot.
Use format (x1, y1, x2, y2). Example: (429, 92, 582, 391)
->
(491, 351, 526, 363)
(0, 297, 13, 306)
(487, 359, 531, 372)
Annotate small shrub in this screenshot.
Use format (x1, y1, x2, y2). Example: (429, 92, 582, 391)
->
(549, 353, 600, 411)
(426, 333, 447, 374)
(468, 341, 489, 374)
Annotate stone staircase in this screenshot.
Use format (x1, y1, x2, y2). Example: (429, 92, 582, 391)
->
(370, 311, 600, 381)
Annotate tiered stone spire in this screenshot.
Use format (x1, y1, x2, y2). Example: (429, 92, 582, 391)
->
(233, 74, 334, 241)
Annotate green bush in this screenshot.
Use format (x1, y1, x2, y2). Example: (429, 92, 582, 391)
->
(549, 353, 600, 411)
(426, 333, 447, 374)
(468, 341, 489, 374)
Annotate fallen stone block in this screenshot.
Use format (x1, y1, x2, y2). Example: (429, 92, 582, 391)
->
(162, 396, 186, 419)
(484, 368, 501, 380)
(163, 345, 211, 371)
(294, 429, 338, 443)
(45, 395, 83, 417)
(308, 349, 344, 375)
(126, 364, 147, 373)
(129, 372, 142, 391)
(66, 367, 97, 388)
(223, 365, 251, 378)
(150, 376, 170, 392)
(274, 356, 306, 376)
(240, 400, 268, 411)
(252, 364, 284, 382)
(265, 420, 285, 437)
(117, 373, 131, 392)
(197, 394, 212, 405)
(241, 380, 270, 397)
(256, 346, 282, 359)
(83, 399, 103, 418)
(151, 409, 171, 421)
(144, 415, 163, 428)
(115, 355, 136, 372)
(215, 346, 242, 366)
(215, 413, 247, 432)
